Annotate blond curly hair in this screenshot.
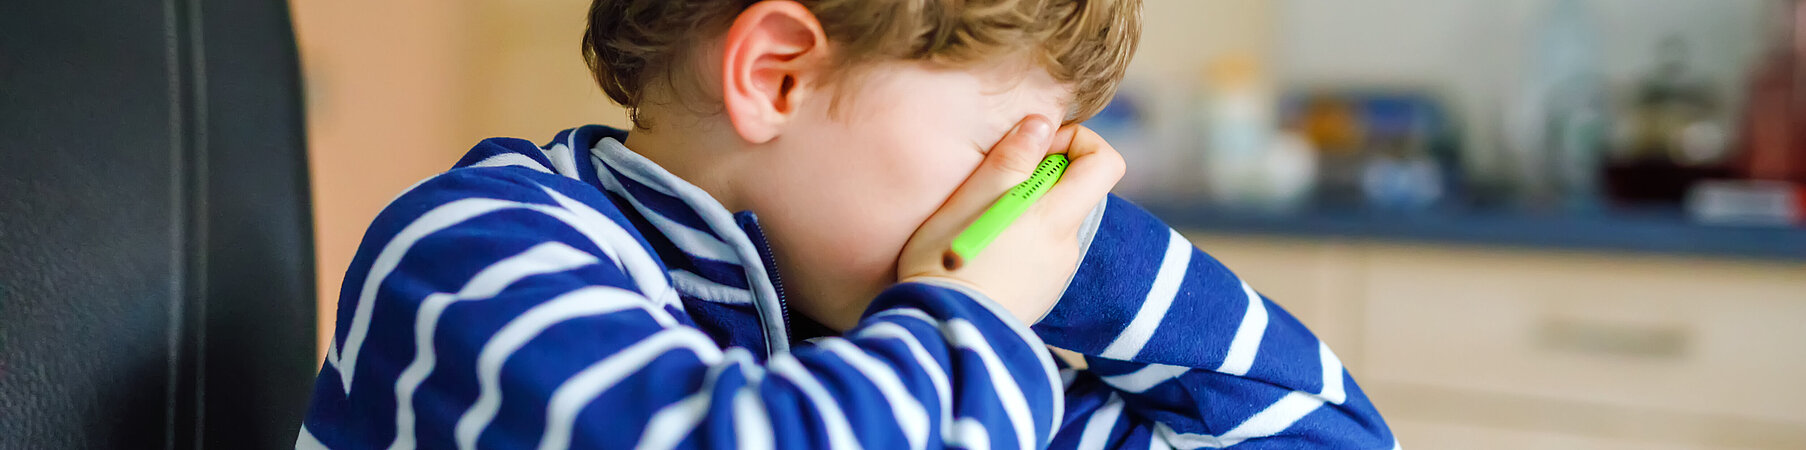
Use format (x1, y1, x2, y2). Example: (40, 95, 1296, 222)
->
(583, 0, 1142, 128)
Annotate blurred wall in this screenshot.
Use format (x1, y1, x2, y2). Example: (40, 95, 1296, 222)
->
(1131, 0, 1273, 79)
(464, 0, 633, 140)
(291, 0, 628, 355)
(1277, 0, 1769, 180)
(294, 0, 466, 356)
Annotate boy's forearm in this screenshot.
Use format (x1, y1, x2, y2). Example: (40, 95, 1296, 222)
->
(1032, 194, 1398, 448)
(1032, 194, 1245, 364)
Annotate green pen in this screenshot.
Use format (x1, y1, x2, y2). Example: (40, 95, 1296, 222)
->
(943, 154, 1070, 270)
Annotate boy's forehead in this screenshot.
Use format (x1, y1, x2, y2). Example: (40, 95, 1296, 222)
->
(977, 68, 1073, 134)
(959, 78, 1070, 152)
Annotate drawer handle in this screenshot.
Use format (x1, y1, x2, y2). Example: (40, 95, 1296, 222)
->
(1535, 318, 1690, 359)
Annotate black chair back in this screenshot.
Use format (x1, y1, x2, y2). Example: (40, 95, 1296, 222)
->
(1, 0, 317, 448)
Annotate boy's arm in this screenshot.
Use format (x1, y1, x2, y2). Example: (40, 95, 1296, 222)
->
(1032, 195, 1398, 449)
(299, 167, 1066, 450)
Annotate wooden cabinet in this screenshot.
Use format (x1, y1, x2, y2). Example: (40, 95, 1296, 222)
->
(1185, 233, 1806, 449)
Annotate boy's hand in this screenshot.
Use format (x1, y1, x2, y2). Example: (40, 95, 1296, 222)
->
(896, 115, 1125, 325)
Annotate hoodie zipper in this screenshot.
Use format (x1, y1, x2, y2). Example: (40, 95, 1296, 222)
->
(737, 213, 792, 347)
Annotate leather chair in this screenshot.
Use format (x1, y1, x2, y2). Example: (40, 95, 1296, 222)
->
(1, 0, 317, 447)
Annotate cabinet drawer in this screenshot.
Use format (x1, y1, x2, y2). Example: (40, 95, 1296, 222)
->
(1356, 245, 1806, 423)
(1390, 419, 1712, 450)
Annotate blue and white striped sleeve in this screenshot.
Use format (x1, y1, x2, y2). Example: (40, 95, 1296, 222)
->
(1033, 195, 1397, 449)
(297, 166, 1066, 450)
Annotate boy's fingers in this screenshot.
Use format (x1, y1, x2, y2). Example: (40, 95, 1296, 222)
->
(985, 115, 1058, 181)
(1047, 125, 1082, 155)
(931, 115, 1057, 224)
(1038, 126, 1124, 224)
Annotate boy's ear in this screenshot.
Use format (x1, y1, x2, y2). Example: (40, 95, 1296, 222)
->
(719, 0, 828, 145)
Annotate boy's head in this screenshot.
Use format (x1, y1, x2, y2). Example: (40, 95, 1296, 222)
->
(583, 0, 1140, 328)
(584, 0, 1140, 129)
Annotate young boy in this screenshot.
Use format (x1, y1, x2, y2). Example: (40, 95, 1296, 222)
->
(298, 0, 1396, 448)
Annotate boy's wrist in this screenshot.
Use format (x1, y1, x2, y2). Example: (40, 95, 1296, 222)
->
(891, 277, 1051, 326)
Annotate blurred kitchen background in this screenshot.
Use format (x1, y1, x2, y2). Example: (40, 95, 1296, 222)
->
(293, 0, 1806, 448)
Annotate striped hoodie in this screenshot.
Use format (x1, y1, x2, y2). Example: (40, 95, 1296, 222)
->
(297, 125, 1396, 449)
